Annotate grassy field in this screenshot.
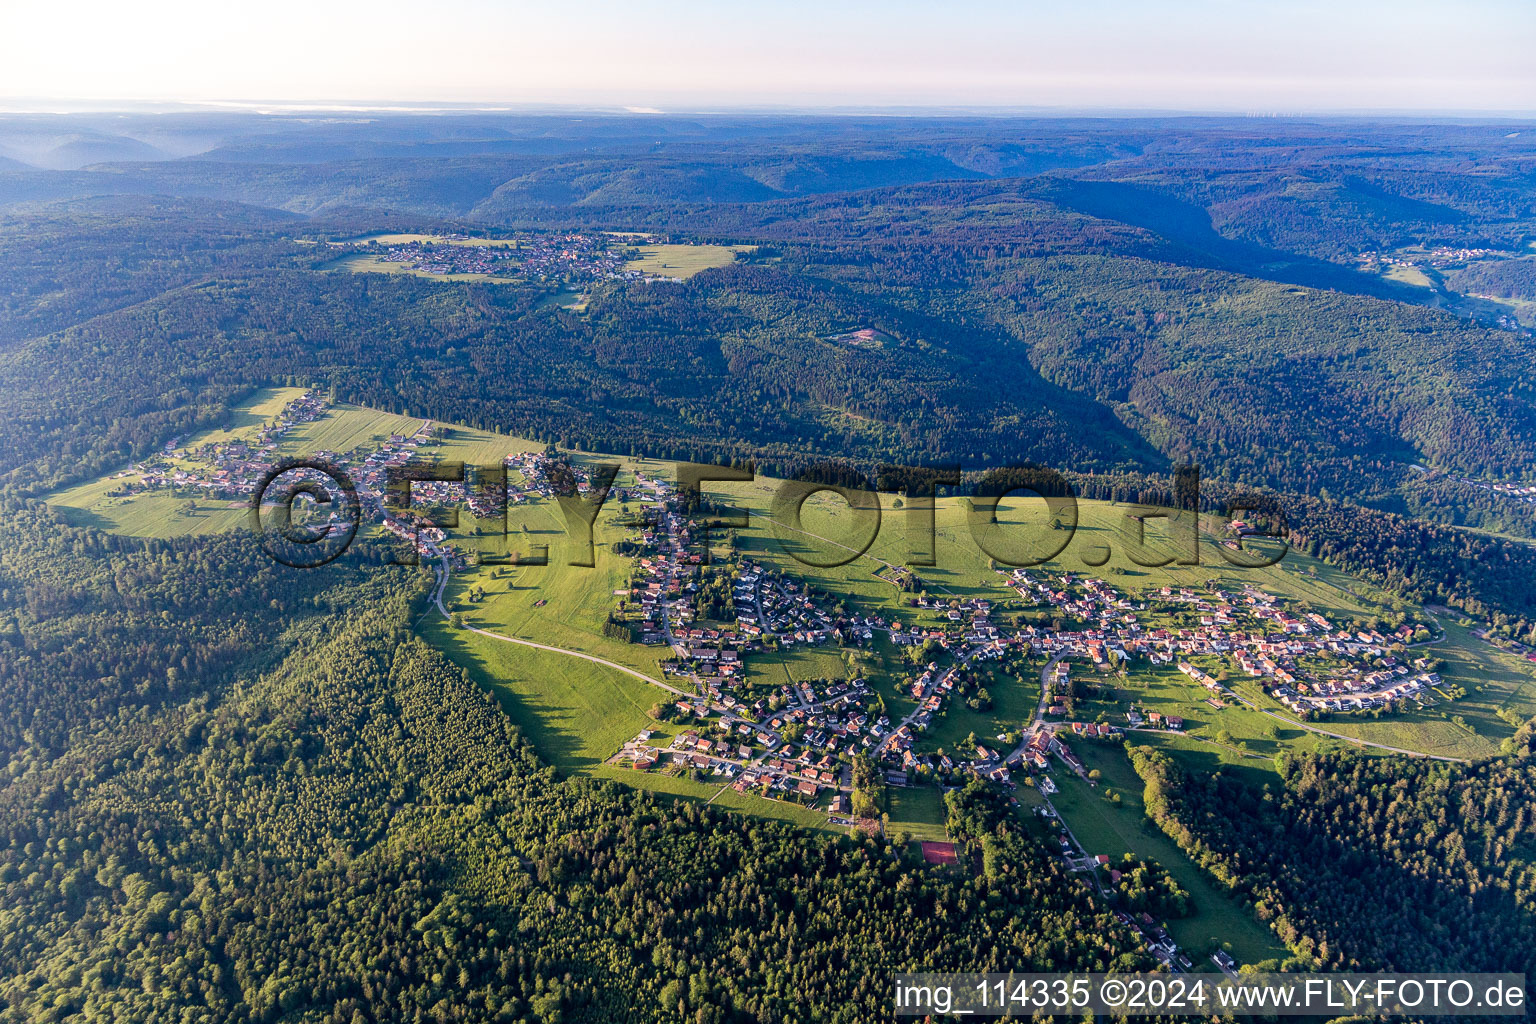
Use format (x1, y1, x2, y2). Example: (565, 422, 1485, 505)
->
(744, 648, 852, 689)
(1382, 263, 1435, 288)
(180, 385, 309, 448)
(439, 494, 672, 686)
(1047, 744, 1291, 967)
(325, 252, 522, 284)
(1070, 663, 1348, 776)
(287, 404, 427, 454)
(50, 490, 250, 538)
(423, 615, 663, 770)
(430, 421, 546, 466)
(886, 786, 950, 842)
(332, 233, 522, 248)
(915, 660, 1040, 755)
(623, 243, 752, 279)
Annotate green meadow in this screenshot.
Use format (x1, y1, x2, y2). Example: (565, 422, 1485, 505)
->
(423, 614, 661, 770)
(623, 243, 752, 279)
(180, 385, 310, 447)
(326, 252, 522, 284)
(885, 785, 950, 843)
(49, 488, 250, 538)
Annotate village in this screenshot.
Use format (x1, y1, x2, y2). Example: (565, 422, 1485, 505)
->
(96, 392, 565, 571)
(333, 231, 659, 283)
(1354, 244, 1505, 272)
(105, 391, 1450, 784)
(81, 391, 1462, 977)
(596, 471, 1447, 815)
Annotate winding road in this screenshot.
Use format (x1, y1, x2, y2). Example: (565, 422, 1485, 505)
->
(1223, 688, 1469, 762)
(430, 554, 687, 696)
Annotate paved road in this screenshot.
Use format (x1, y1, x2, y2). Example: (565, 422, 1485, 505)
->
(1032, 653, 1065, 730)
(1003, 652, 1068, 764)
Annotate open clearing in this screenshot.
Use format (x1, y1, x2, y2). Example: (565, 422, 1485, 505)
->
(332, 233, 521, 248)
(623, 243, 751, 278)
(180, 385, 309, 448)
(1383, 263, 1434, 288)
(886, 786, 950, 843)
(325, 253, 522, 284)
(423, 614, 661, 770)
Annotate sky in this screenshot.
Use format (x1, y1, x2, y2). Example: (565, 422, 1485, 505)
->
(1, 0, 1534, 113)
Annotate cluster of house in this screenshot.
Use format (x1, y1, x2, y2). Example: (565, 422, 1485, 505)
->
(115, 391, 465, 557)
(341, 231, 677, 284)
(734, 561, 846, 644)
(120, 391, 330, 500)
(120, 390, 622, 573)
(1114, 909, 1197, 973)
(877, 653, 1004, 780)
(615, 724, 852, 807)
(1450, 474, 1536, 507)
(1470, 626, 1536, 666)
(624, 500, 707, 646)
(1355, 245, 1501, 271)
(892, 595, 1002, 645)
(621, 487, 851, 661)
(1165, 611, 1441, 717)
(1012, 577, 1439, 719)
(364, 238, 520, 276)
(609, 473, 1454, 810)
(396, 448, 581, 526)
(346, 232, 622, 280)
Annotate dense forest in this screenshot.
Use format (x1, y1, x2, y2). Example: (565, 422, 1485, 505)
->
(1127, 743, 1536, 976)
(1445, 256, 1536, 301)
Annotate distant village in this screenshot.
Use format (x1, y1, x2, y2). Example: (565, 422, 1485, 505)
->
(102, 390, 557, 558)
(333, 232, 674, 283)
(1354, 245, 1503, 272)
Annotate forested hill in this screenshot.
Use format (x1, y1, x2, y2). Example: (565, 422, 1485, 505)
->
(4, 186, 1536, 504)
(0, 257, 1158, 496)
(1128, 743, 1536, 976)
(0, 504, 1145, 1021)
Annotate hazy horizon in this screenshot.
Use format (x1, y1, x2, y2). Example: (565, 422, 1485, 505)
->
(2, 100, 1536, 119)
(3, 0, 1533, 114)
